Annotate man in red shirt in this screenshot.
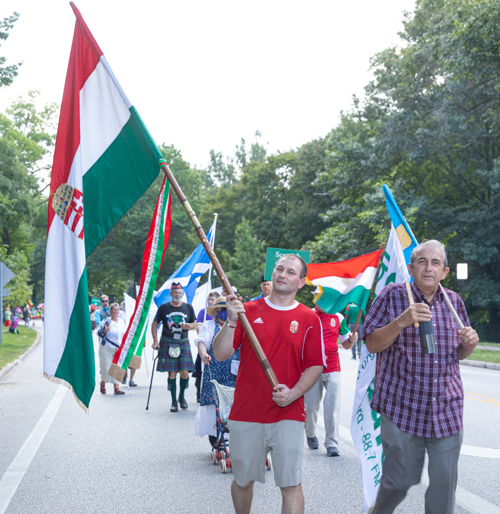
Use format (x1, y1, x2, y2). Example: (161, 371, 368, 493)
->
(304, 297, 358, 457)
(213, 255, 325, 514)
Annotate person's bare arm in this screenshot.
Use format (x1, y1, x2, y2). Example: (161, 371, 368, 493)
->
(151, 320, 159, 349)
(365, 303, 432, 353)
(198, 342, 210, 365)
(341, 330, 357, 350)
(212, 294, 242, 361)
(272, 366, 323, 407)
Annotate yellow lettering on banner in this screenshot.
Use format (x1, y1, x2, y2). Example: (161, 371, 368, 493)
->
(396, 224, 412, 250)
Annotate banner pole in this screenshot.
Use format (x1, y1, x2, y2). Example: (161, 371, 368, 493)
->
(203, 213, 217, 324)
(160, 162, 279, 389)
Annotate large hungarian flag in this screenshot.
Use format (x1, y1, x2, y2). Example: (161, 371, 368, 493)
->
(306, 249, 383, 315)
(44, 4, 164, 410)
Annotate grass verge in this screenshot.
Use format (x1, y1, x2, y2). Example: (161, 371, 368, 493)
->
(0, 326, 38, 369)
(466, 349, 500, 365)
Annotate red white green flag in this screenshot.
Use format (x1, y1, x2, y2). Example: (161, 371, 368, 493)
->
(44, 4, 164, 411)
(109, 175, 171, 381)
(306, 249, 383, 314)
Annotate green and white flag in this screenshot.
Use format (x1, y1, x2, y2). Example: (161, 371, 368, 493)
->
(44, 4, 163, 410)
(351, 185, 418, 511)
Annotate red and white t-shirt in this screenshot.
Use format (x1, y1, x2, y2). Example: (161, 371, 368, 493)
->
(313, 309, 350, 373)
(229, 297, 325, 424)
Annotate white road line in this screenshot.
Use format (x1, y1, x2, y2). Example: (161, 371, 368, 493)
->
(316, 415, 500, 513)
(420, 458, 500, 514)
(0, 385, 67, 514)
(461, 444, 500, 459)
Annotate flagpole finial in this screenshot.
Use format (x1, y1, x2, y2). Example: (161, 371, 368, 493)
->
(214, 213, 218, 219)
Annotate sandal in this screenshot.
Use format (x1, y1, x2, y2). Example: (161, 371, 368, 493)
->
(100, 384, 106, 394)
(114, 389, 125, 395)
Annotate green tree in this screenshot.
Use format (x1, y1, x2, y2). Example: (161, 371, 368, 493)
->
(311, 0, 500, 340)
(0, 245, 32, 307)
(222, 218, 266, 300)
(0, 12, 21, 88)
(0, 93, 55, 255)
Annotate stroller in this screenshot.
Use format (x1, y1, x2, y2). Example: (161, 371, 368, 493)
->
(208, 363, 234, 473)
(207, 366, 272, 474)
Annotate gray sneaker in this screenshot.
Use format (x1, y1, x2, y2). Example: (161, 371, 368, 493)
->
(307, 436, 319, 449)
(327, 446, 340, 457)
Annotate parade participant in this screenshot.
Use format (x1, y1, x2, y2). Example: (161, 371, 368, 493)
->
(3, 307, 11, 327)
(94, 295, 110, 324)
(193, 290, 220, 402)
(251, 276, 273, 301)
(90, 305, 97, 331)
(9, 315, 20, 334)
(23, 306, 31, 328)
(194, 296, 239, 446)
(363, 240, 479, 514)
(213, 255, 325, 514)
(97, 302, 126, 395)
(345, 302, 365, 359)
(152, 282, 196, 412)
(304, 293, 358, 456)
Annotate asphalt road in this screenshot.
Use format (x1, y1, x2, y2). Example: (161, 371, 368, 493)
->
(0, 320, 499, 514)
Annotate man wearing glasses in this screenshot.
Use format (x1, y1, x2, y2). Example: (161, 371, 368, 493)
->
(94, 295, 110, 325)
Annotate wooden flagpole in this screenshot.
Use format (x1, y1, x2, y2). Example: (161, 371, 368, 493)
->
(160, 162, 279, 389)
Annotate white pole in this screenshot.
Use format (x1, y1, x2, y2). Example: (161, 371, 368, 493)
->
(439, 284, 464, 329)
(203, 213, 218, 322)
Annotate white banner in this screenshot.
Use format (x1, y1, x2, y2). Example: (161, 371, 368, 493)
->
(351, 225, 410, 511)
(351, 345, 383, 511)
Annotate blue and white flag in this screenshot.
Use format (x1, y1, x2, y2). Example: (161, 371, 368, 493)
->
(351, 184, 418, 512)
(154, 219, 216, 306)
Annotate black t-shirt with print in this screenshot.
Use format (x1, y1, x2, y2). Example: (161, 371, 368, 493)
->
(154, 302, 195, 340)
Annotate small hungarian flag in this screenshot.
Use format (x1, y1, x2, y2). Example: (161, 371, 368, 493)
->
(108, 175, 171, 382)
(44, 4, 164, 410)
(306, 249, 383, 314)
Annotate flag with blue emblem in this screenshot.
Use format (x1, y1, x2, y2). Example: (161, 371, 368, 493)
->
(154, 219, 217, 306)
(351, 184, 419, 512)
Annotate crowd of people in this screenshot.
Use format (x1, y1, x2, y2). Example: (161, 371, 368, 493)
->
(91, 239, 478, 514)
(2, 304, 41, 334)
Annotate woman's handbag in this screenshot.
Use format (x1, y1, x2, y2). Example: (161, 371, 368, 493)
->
(168, 343, 181, 359)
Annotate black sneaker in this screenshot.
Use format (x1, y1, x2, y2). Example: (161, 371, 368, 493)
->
(307, 436, 319, 449)
(170, 402, 178, 412)
(129, 380, 137, 387)
(179, 397, 188, 410)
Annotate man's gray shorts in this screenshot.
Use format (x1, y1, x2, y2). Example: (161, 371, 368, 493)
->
(227, 419, 304, 488)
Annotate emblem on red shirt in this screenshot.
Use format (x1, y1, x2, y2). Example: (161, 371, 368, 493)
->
(290, 320, 298, 333)
(330, 318, 336, 328)
(52, 183, 84, 240)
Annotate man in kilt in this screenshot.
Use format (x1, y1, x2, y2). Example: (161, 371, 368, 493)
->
(152, 282, 196, 412)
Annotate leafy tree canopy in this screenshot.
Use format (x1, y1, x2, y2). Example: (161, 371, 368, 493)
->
(0, 12, 21, 88)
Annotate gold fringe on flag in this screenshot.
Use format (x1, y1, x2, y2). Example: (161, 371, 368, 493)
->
(43, 372, 89, 413)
